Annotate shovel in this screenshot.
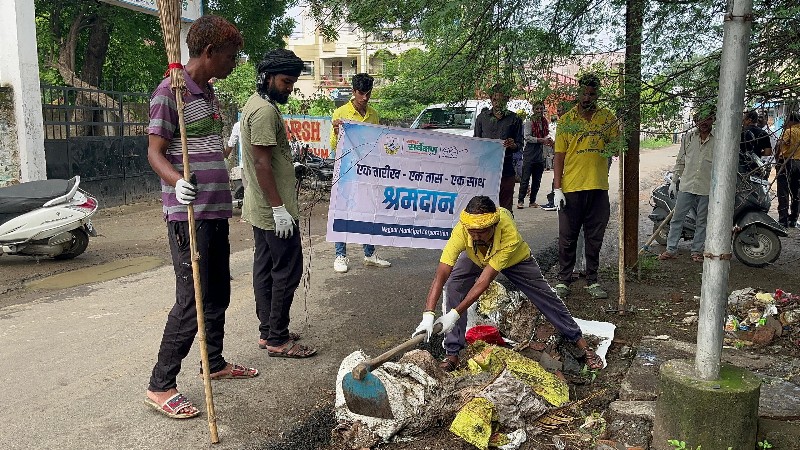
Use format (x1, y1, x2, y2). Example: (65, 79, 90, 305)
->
(342, 323, 443, 419)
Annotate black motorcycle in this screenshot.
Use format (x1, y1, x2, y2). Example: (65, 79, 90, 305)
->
(291, 138, 334, 191)
(648, 153, 788, 267)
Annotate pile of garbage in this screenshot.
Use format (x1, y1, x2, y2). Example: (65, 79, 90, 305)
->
(332, 282, 615, 450)
(725, 287, 800, 347)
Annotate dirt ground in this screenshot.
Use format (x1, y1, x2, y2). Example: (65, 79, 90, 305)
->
(338, 171, 800, 450)
(3, 166, 799, 449)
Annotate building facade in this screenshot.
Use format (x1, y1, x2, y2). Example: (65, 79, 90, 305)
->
(285, 10, 422, 100)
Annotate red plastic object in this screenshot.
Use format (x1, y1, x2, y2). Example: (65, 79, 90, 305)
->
(466, 325, 506, 346)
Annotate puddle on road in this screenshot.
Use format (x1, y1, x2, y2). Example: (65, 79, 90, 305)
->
(25, 256, 165, 290)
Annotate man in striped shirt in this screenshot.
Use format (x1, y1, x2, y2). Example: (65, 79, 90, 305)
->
(145, 15, 257, 420)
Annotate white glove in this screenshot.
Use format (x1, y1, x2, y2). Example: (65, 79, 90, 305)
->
(553, 188, 567, 211)
(413, 311, 436, 341)
(175, 178, 197, 205)
(668, 180, 678, 199)
(434, 309, 461, 334)
(272, 205, 296, 239)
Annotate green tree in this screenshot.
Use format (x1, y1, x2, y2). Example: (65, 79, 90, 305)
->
(203, 0, 295, 62)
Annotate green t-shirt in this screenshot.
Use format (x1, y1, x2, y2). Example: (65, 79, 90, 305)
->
(240, 93, 299, 230)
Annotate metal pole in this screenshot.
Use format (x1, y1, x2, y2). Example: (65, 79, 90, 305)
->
(695, 0, 753, 380)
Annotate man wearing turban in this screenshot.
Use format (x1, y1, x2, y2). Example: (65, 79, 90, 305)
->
(240, 49, 316, 358)
(413, 196, 603, 372)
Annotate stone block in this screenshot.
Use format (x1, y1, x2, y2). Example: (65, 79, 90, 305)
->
(607, 401, 655, 449)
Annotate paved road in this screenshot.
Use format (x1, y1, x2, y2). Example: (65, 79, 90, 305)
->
(0, 146, 677, 449)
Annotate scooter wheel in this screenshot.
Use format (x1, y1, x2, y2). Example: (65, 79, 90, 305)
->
(54, 228, 90, 260)
(732, 226, 781, 268)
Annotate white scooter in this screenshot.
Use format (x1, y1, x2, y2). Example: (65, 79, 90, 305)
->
(0, 176, 98, 260)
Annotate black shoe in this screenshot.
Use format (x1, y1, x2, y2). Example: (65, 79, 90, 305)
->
(779, 220, 789, 228)
(790, 220, 798, 228)
(541, 203, 557, 211)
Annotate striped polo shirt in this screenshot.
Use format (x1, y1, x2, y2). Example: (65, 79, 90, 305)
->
(148, 74, 232, 222)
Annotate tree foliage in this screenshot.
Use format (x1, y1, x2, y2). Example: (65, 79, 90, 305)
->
(34, 0, 295, 92)
(304, 0, 800, 133)
(203, 0, 295, 62)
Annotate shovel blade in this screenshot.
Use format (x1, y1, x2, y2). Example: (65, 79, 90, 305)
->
(341, 372, 394, 419)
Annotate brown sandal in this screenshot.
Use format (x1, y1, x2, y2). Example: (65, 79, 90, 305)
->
(267, 340, 317, 358)
(439, 355, 459, 372)
(691, 253, 704, 262)
(658, 251, 678, 260)
(259, 332, 301, 349)
(580, 348, 604, 370)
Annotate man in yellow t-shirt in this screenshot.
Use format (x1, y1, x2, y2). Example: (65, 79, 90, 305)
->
(412, 196, 604, 372)
(329, 73, 392, 273)
(776, 112, 800, 227)
(552, 73, 619, 300)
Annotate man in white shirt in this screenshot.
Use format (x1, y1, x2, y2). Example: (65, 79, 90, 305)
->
(659, 109, 716, 262)
(225, 121, 241, 159)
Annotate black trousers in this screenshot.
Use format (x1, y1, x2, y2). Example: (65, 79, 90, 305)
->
(777, 159, 800, 224)
(519, 159, 546, 204)
(499, 176, 516, 211)
(253, 225, 303, 346)
(557, 190, 610, 284)
(149, 219, 231, 392)
(443, 254, 583, 355)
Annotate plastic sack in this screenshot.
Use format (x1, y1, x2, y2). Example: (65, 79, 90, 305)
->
(449, 397, 496, 450)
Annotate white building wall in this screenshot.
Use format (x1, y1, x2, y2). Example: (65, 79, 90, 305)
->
(0, 0, 47, 184)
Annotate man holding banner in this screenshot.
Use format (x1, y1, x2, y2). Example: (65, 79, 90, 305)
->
(329, 73, 392, 273)
(413, 196, 604, 372)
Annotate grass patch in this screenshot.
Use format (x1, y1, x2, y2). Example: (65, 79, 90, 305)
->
(641, 137, 674, 149)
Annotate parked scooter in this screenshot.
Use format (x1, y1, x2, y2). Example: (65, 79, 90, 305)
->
(648, 153, 787, 267)
(0, 176, 98, 259)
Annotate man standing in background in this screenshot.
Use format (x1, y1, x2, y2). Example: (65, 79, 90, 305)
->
(474, 83, 524, 212)
(329, 73, 392, 273)
(552, 74, 619, 300)
(658, 109, 716, 262)
(519, 102, 552, 208)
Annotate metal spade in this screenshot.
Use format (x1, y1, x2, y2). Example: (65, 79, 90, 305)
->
(341, 323, 443, 419)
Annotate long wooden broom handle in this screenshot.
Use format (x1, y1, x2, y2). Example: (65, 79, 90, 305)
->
(176, 91, 219, 443)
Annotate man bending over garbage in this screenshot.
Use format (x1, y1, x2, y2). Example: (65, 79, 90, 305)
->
(413, 195, 603, 372)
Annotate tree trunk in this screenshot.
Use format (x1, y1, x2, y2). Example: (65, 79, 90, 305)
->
(81, 14, 110, 87)
(623, 0, 644, 268)
(81, 14, 112, 136)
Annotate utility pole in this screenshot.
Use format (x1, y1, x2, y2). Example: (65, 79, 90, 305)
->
(695, 0, 753, 380)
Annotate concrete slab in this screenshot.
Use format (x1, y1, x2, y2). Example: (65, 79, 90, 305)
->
(758, 418, 800, 450)
(619, 338, 692, 401)
(758, 376, 800, 420)
(607, 401, 656, 449)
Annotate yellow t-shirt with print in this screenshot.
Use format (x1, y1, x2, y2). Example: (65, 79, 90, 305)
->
(554, 107, 619, 193)
(440, 208, 531, 272)
(329, 100, 380, 156)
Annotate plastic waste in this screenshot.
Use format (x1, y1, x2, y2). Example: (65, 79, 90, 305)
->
(449, 397, 496, 450)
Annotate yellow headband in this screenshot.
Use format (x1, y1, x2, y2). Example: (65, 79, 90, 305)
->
(460, 210, 500, 230)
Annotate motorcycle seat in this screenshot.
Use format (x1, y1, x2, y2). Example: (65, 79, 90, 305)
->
(0, 179, 74, 217)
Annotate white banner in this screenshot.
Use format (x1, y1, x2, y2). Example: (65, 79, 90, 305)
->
(283, 115, 333, 159)
(99, 0, 202, 22)
(326, 122, 503, 249)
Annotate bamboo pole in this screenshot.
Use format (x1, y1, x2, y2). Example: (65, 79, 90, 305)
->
(155, 0, 218, 442)
(617, 151, 626, 315)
